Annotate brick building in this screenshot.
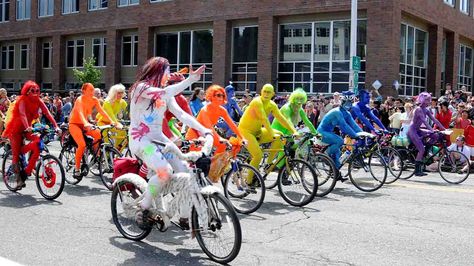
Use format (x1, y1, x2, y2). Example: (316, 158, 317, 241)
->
(0, 0, 473, 97)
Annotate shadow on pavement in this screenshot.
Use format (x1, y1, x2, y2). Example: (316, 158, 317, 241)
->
(109, 236, 214, 266)
(62, 183, 110, 197)
(330, 187, 385, 199)
(0, 190, 63, 208)
(406, 179, 453, 187)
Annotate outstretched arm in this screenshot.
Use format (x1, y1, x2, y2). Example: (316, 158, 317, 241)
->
(352, 104, 375, 132)
(95, 99, 115, 125)
(168, 96, 211, 136)
(367, 108, 387, 131)
(339, 111, 361, 138)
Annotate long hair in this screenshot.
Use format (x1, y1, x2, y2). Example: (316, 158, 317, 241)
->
(106, 83, 125, 103)
(129, 57, 169, 102)
(191, 87, 203, 102)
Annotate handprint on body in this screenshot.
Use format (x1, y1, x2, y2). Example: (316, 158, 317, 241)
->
(131, 122, 151, 141)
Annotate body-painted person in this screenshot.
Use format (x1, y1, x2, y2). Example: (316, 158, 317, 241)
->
(238, 84, 297, 184)
(128, 57, 213, 230)
(351, 89, 388, 134)
(317, 91, 367, 171)
(69, 83, 121, 179)
(216, 84, 243, 138)
(185, 85, 246, 154)
(96, 84, 128, 150)
(407, 92, 446, 176)
(271, 88, 317, 168)
(2, 81, 61, 189)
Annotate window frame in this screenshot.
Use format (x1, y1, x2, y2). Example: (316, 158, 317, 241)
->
(1, 45, 15, 70)
(42, 41, 52, 69)
(117, 0, 139, 7)
(16, 0, 31, 20)
(62, 0, 79, 15)
(20, 43, 29, 70)
(0, 0, 10, 22)
(92, 37, 107, 67)
(88, 0, 107, 11)
(231, 25, 259, 92)
(443, 0, 455, 7)
(458, 44, 473, 91)
(66, 39, 85, 68)
(459, 0, 469, 14)
(38, 0, 53, 18)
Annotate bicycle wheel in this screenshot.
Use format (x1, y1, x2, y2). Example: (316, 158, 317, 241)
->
(396, 148, 416, 180)
(377, 147, 402, 184)
(349, 151, 387, 192)
(278, 158, 318, 207)
(98, 145, 122, 190)
(307, 150, 337, 197)
(111, 181, 151, 241)
(2, 150, 21, 191)
(59, 146, 81, 185)
(192, 192, 242, 264)
(438, 151, 470, 184)
(35, 154, 65, 200)
(223, 162, 265, 214)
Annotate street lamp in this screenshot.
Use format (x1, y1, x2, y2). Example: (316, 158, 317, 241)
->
(349, 0, 359, 94)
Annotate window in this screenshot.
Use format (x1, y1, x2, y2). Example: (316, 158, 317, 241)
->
(155, 29, 214, 90)
(278, 20, 367, 93)
(231, 26, 258, 92)
(1, 45, 14, 70)
(88, 0, 107, 10)
(1, 83, 14, 91)
(444, 0, 455, 6)
(16, 0, 31, 20)
(39, 0, 53, 17)
(42, 42, 52, 68)
(460, 0, 469, 13)
(0, 0, 9, 22)
(62, 0, 79, 14)
(92, 37, 106, 66)
(41, 83, 52, 91)
(66, 39, 84, 68)
(20, 44, 29, 69)
(458, 44, 473, 91)
(399, 24, 428, 96)
(122, 35, 138, 66)
(118, 0, 138, 7)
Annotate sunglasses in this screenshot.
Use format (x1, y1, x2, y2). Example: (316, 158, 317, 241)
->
(214, 93, 225, 98)
(29, 88, 40, 94)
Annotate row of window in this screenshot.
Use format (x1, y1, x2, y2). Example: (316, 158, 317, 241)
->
(1, 44, 28, 70)
(444, 0, 471, 14)
(0, 0, 168, 22)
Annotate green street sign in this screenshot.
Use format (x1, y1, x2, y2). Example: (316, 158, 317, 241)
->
(352, 56, 361, 71)
(353, 71, 359, 92)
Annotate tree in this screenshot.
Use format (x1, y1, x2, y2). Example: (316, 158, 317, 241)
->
(73, 57, 102, 87)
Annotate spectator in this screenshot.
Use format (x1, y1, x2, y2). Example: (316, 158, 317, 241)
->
(400, 102, 414, 137)
(428, 97, 438, 126)
(463, 119, 474, 160)
(389, 106, 404, 134)
(455, 109, 471, 130)
(435, 101, 452, 130)
(304, 101, 318, 128)
(0, 88, 10, 134)
(189, 87, 205, 116)
(448, 135, 471, 171)
(331, 92, 341, 107)
(62, 97, 72, 123)
(53, 93, 63, 122)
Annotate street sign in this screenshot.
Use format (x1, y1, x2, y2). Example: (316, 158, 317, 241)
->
(352, 56, 361, 71)
(353, 71, 359, 94)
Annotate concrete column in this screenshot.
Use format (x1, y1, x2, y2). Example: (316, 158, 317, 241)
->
(366, 0, 401, 97)
(105, 30, 121, 89)
(427, 25, 443, 96)
(257, 15, 278, 93)
(137, 26, 153, 68)
(29, 37, 42, 83)
(212, 19, 231, 87)
(52, 34, 65, 90)
(445, 31, 459, 89)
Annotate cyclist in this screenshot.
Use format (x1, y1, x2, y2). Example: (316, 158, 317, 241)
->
(127, 57, 213, 230)
(216, 83, 243, 138)
(317, 91, 369, 175)
(238, 84, 297, 184)
(0, 88, 10, 134)
(96, 83, 128, 150)
(351, 89, 389, 134)
(407, 92, 446, 176)
(2, 81, 61, 189)
(271, 88, 317, 172)
(185, 84, 246, 154)
(69, 83, 122, 179)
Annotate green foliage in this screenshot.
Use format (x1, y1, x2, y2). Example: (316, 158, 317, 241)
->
(72, 57, 102, 86)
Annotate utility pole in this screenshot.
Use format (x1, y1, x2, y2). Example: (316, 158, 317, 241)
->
(349, 0, 360, 94)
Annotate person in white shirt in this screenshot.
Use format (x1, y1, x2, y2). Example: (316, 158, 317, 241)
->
(447, 135, 471, 165)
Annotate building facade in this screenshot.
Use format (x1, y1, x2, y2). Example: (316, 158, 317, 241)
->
(0, 0, 473, 97)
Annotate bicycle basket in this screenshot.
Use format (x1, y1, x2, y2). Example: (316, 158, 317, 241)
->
(208, 151, 232, 183)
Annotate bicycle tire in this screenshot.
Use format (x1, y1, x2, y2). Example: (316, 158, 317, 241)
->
(2, 149, 21, 191)
(439, 151, 470, 184)
(35, 154, 65, 200)
(277, 158, 318, 207)
(223, 162, 265, 214)
(98, 145, 121, 190)
(377, 147, 402, 184)
(349, 151, 387, 192)
(307, 150, 337, 197)
(396, 148, 416, 180)
(59, 146, 82, 185)
(111, 181, 151, 241)
(192, 192, 242, 264)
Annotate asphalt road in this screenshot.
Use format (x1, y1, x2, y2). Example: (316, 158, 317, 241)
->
(0, 141, 473, 266)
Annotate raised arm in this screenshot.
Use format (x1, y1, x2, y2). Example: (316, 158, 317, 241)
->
(168, 96, 211, 136)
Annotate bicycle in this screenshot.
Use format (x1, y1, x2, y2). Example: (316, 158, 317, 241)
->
(239, 134, 318, 207)
(2, 126, 65, 200)
(396, 130, 470, 184)
(111, 139, 242, 264)
(105, 125, 132, 157)
(58, 124, 122, 190)
(365, 131, 404, 184)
